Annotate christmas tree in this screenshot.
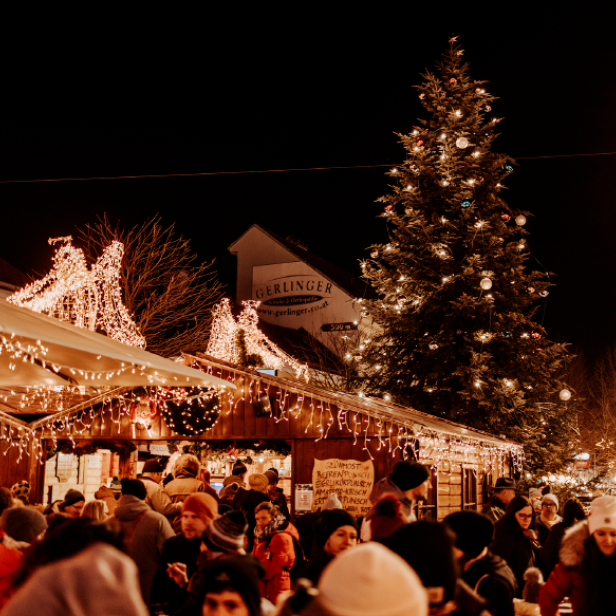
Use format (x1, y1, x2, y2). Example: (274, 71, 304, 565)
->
(358, 38, 574, 473)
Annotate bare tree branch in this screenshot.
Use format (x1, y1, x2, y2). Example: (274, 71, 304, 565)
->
(76, 214, 225, 358)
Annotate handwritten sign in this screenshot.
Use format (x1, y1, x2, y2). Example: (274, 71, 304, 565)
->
(312, 458, 374, 516)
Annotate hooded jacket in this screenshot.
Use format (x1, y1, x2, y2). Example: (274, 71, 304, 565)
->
(140, 476, 182, 519)
(539, 520, 612, 616)
(113, 495, 175, 603)
(219, 474, 245, 504)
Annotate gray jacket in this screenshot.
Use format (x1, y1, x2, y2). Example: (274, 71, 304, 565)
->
(113, 495, 175, 604)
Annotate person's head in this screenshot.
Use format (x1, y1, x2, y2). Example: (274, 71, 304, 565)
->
(81, 500, 106, 522)
(0, 506, 48, 543)
(588, 495, 616, 557)
(390, 461, 431, 501)
(320, 493, 343, 511)
(307, 542, 428, 616)
(201, 556, 265, 616)
(174, 454, 201, 479)
(231, 460, 248, 479)
(110, 476, 122, 499)
(198, 467, 212, 485)
(444, 510, 494, 568)
(493, 477, 516, 506)
(247, 473, 269, 494)
(503, 496, 534, 531)
(315, 509, 358, 557)
(382, 521, 458, 612)
(562, 497, 586, 527)
(182, 493, 219, 540)
(60, 489, 85, 518)
(263, 470, 278, 496)
(120, 478, 147, 500)
(141, 458, 166, 481)
(541, 493, 559, 519)
(254, 501, 280, 528)
(0, 487, 13, 516)
(202, 510, 248, 554)
(365, 494, 408, 541)
(10, 480, 31, 505)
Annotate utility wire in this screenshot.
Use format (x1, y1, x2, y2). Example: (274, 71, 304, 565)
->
(1, 151, 615, 184)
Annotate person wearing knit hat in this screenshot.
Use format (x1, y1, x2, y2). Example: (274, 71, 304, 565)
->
(361, 460, 430, 541)
(201, 555, 265, 616)
(535, 493, 562, 546)
(320, 493, 343, 511)
(529, 487, 542, 513)
(110, 476, 122, 497)
(293, 542, 428, 616)
(444, 511, 517, 615)
(1, 507, 47, 543)
(382, 520, 488, 614)
(140, 457, 182, 521)
(539, 495, 616, 615)
(219, 460, 249, 505)
(231, 475, 269, 552)
(248, 473, 269, 494)
(298, 509, 358, 584)
(364, 494, 408, 541)
(10, 481, 30, 505)
(203, 510, 249, 553)
(151, 493, 219, 612)
(60, 489, 85, 518)
(264, 470, 291, 521)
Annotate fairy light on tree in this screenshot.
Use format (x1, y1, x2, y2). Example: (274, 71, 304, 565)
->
(357, 37, 574, 474)
(8, 237, 145, 348)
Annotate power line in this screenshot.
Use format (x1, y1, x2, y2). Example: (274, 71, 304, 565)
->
(1, 151, 615, 184)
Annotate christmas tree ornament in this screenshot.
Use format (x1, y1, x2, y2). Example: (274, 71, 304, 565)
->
(530, 330, 541, 340)
(416, 138, 425, 147)
(528, 286, 535, 294)
(419, 93, 425, 99)
(429, 341, 439, 350)
(515, 215, 527, 226)
(370, 248, 379, 259)
(500, 213, 511, 222)
(397, 295, 407, 304)
(449, 77, 457, 84)
(456, 136, 469, 149)
(559, 388, 572, 402)
(505, 164, 514, 172)
(539, 290, 549, 297)
(501, 331, 511, 338)
(480, 278, 493, 290)
(461, 199, 471, 208)
(384, 204, 393, 212)
(484, 104, 491, 112)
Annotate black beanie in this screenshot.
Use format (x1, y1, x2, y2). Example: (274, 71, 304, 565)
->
(62, 489, 85, 507)
(390, 461, 430, 492)
(444, 511, 494, 558)
(121, 478, 147, 500)
(314, 509, 358, 548)
(201, 555, 265, 616)
(382, 521, 458, 606)
(232, 460, 248, 476)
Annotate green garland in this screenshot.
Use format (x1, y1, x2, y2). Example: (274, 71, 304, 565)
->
(46, 440, 137, 460)
(166, 439, 291, 459)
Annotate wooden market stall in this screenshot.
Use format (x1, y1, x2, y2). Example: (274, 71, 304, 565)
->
(27, 353, 522, 521)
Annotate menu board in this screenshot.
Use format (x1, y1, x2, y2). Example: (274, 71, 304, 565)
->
(312, 458, 374, 516)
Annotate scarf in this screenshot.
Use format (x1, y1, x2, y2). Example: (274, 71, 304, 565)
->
(540, 512, 562, 528)
(254, 513, 286, 542)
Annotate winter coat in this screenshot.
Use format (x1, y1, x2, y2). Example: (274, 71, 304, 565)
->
(454, 579, 492, 616)
(164, 477, 205, 503)
(462, 551, 517, 616)
(534, 513, 562, 547)
(539, 520, 616, 616)
(269, 486, 290, 521)
(113, 494, 175, 603)
(218, 475, 245, 505)
(294, 511, 318, 559)
(0, 531, 26, 610)
(141, 476, 182, 520)
(2, 542, 148, 616)
(296, 545, 333, 585)
(481, 496, 507, 523)
(362, 476, 415, 541)
(491, 518, 538, 597)
(253, 523, 299, 604)
(537, 520, 570, 578)
(150, 534, 201, 612)
(233, 488, 269, 552)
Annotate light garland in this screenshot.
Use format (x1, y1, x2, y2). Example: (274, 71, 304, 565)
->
(206, 299, 309, 381)
(8, 237, 145, 348)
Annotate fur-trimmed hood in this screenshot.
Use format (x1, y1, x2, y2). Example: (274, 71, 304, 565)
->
(559, 520, 590, 568)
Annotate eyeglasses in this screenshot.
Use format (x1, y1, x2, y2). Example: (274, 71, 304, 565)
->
(543, 503, 556, 508)
(517, 514, 533, 520)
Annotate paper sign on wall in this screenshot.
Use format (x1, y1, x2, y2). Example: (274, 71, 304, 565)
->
(311, 458, 374, 516)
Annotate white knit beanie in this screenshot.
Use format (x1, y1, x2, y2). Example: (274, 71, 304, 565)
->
(317, 542, 428, 616)
(321, 493, 343, 511)
(541, 493, 559, 512)
(589, 495, 616, 534)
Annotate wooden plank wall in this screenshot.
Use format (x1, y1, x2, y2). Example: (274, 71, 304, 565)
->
(0, 434, 30, 491)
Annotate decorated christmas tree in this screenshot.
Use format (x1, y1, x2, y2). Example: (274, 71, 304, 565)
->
(357, 38, 574, 473)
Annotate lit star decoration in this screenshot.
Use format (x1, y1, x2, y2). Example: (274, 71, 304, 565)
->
(206, 299, 309, 381)
(8, 237, 145, 348)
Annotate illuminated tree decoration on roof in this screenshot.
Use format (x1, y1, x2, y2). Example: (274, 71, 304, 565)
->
(206, 298, 309, 381)
(8, 237, 146, 348)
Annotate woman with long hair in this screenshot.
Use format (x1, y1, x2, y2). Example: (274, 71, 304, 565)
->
(80, 500, 106, 522)
(490, 495, 540, 596)
(252, 502, 300, 604)
(539, 495, 616, 616)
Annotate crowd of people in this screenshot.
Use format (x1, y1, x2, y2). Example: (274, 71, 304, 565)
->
(1, 454, 615, 615)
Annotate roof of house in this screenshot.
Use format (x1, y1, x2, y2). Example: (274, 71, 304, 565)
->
(0, 257, 30, 289)
(229, 224, 376, 301)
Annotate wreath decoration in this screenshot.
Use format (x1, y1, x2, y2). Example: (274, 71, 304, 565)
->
(159, 387, 221, 436)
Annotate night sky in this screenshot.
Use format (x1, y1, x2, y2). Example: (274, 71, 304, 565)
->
(2, 12, 615, 355)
